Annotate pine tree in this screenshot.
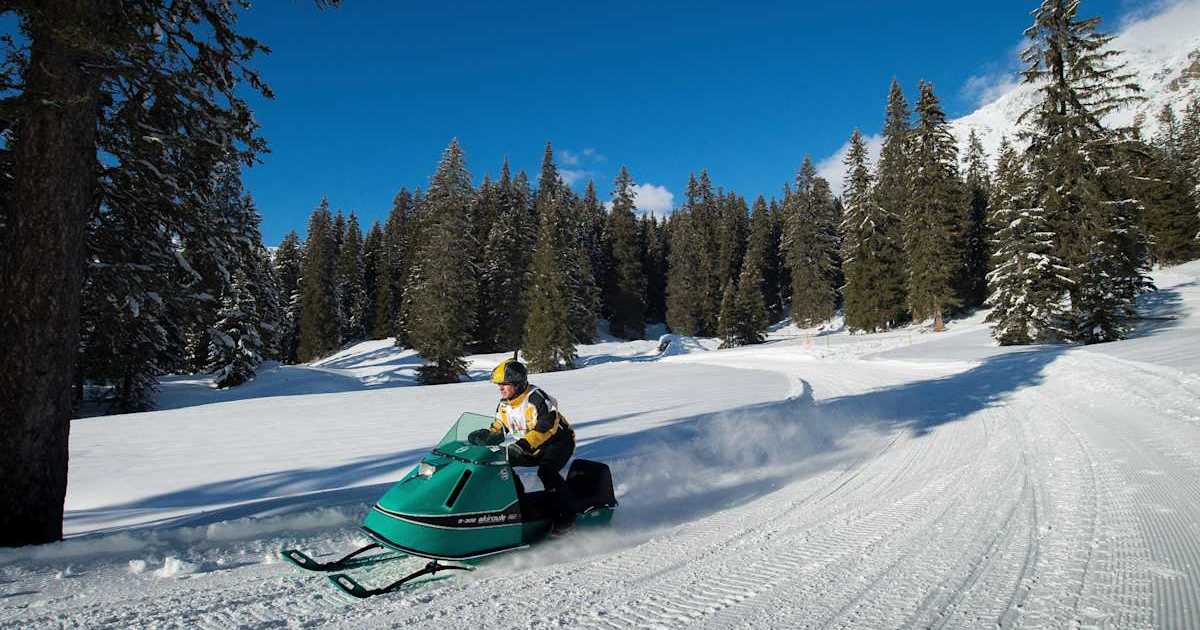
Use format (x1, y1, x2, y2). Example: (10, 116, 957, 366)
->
(274, 230, 304, 362)
(768, 196, 791, 318)
(0, 0, 334, 548)
(207, 270, 263, 388)
(905, 81, 964, 331)
(605, 166, 646, 339)
(337, 212, 367, 342)
(745, 196, 774, 318)
(784, 156, 837, 327)
(296, 198, 340, 362)
(1142, 104, 1200, 264)
(958, 130, 992, 309)
(374, 189, 411, 341)
(717, 192, 749, 291)
(666, 177, 704, 335)
(840, 130, 907, 332)
(361, 220, 384, 339)
(985, 137, 1071, 344)
(523, 144, 577, 370)
(1019, 0, 1152, 343)
(641, 213, 669, 323)
(874, 77, 913, 294)
(251, 244, 284, 362)
(716, 280, 739, 348)
(563, 190, 600, 344)
(480, 161, 532, 352)
(406, 140, 478, 383)
(583, 180, 611, 317)
(732, 209, 770, 346)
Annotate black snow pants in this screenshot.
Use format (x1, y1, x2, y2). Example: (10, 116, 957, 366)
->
(511, 428, 576, 526)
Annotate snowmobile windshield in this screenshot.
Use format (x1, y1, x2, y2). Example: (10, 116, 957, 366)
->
(437, 412, 496, 449)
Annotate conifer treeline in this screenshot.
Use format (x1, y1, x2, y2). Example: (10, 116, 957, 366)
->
(84, 0, 1200, 407)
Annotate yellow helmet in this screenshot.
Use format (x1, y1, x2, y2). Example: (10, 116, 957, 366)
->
(490, 358, 528, 385)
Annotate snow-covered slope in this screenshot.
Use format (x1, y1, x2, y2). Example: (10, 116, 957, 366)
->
(2, 262, 1199, 628)
(952, 1, 1200, 158)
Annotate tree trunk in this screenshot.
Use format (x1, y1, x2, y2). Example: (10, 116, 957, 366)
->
(0, 1, 101, 546)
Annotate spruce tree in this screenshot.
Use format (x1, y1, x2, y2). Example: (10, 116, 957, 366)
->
(784, 156, 838, 327)
(480, 161, 532, 352)
(0, 0, 335, 548)
(732, 211, 770, 345)
(605, 166, 647, 339)
(563, 190, 600, 344)
(768, 196, 791, 318)
(716, 280, 739, 348)
(717, 192, 749, 291)
(361, 221, 384, 339)
(296, 199, 340, 362)
(666, 177, 705, 335)
(337, 212, 367, 342)
(840, 130, 907, 332)
(274, 230, 303, 362)
(641, 213, 669, 323)
(251, 244, 284, 362)
(905, 81, 964, 331)
(374, 189, 410, 341)
(874, 77, 913, 291)
(1019, 0, 1152, 343)
(958, 130, 992, 309)
(406, 139, 477, 383)
(1142, 104, 1200, 264)
(985, 137, 1070, 344)
(523, 144, 577, 370)
(581, 179, 611, 319)
(207, 270, 263, 388)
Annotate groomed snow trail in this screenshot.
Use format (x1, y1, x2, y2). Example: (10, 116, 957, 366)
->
(2, 264, 1199, 628)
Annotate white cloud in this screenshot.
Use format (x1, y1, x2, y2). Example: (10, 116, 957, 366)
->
(815, 133, 884, 198)
(961, 72, 1022, 109)
(559, 150, 581, 166)
(606, 182, 676, 215)
(560, 168, 591, 186)
(631, 183, 674, 215)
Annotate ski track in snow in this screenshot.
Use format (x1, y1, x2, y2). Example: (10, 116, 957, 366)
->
(3, 263, 1200, 629)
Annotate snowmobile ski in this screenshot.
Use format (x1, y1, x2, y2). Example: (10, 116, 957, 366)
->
(280, 543, 406, 572)
(328, 560, 474, 599)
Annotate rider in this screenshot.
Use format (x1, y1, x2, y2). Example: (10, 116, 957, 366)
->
(470, 358, 576, 533)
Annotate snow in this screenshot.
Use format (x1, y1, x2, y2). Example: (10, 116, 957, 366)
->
(2, 262, 1200, 628)
(951, 3, 1200, 163)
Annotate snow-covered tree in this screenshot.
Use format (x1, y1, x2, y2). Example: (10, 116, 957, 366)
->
(985, 137, 1071, 345)
(1018, 0, 1152, 343)
(207, 271, 263, 388)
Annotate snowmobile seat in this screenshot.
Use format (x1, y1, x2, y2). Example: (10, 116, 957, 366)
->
(566, 459, 618, 513)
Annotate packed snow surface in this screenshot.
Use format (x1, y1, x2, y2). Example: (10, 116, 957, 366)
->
(3, 261, 1200, 628)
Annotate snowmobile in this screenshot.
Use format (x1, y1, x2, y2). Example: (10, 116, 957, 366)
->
(282, 412, 618, 598)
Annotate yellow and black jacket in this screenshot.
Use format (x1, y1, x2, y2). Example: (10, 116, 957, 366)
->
(489, 384, 572, 453)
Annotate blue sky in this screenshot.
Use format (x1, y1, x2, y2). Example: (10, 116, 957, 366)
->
(236, 0, 1144, 245)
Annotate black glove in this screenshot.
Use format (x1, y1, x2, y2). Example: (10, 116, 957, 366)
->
(468, 429, 491, 445)
(506, 439, 533, 460)
(484, 431, 504, 446)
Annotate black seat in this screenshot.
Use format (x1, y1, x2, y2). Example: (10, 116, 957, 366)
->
(566, 459, 618, 512)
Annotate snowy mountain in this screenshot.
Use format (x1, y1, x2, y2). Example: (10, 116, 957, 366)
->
(951, 1, 1200, 159)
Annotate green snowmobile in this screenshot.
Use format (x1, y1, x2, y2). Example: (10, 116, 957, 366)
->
(282, 412, 618, 598)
